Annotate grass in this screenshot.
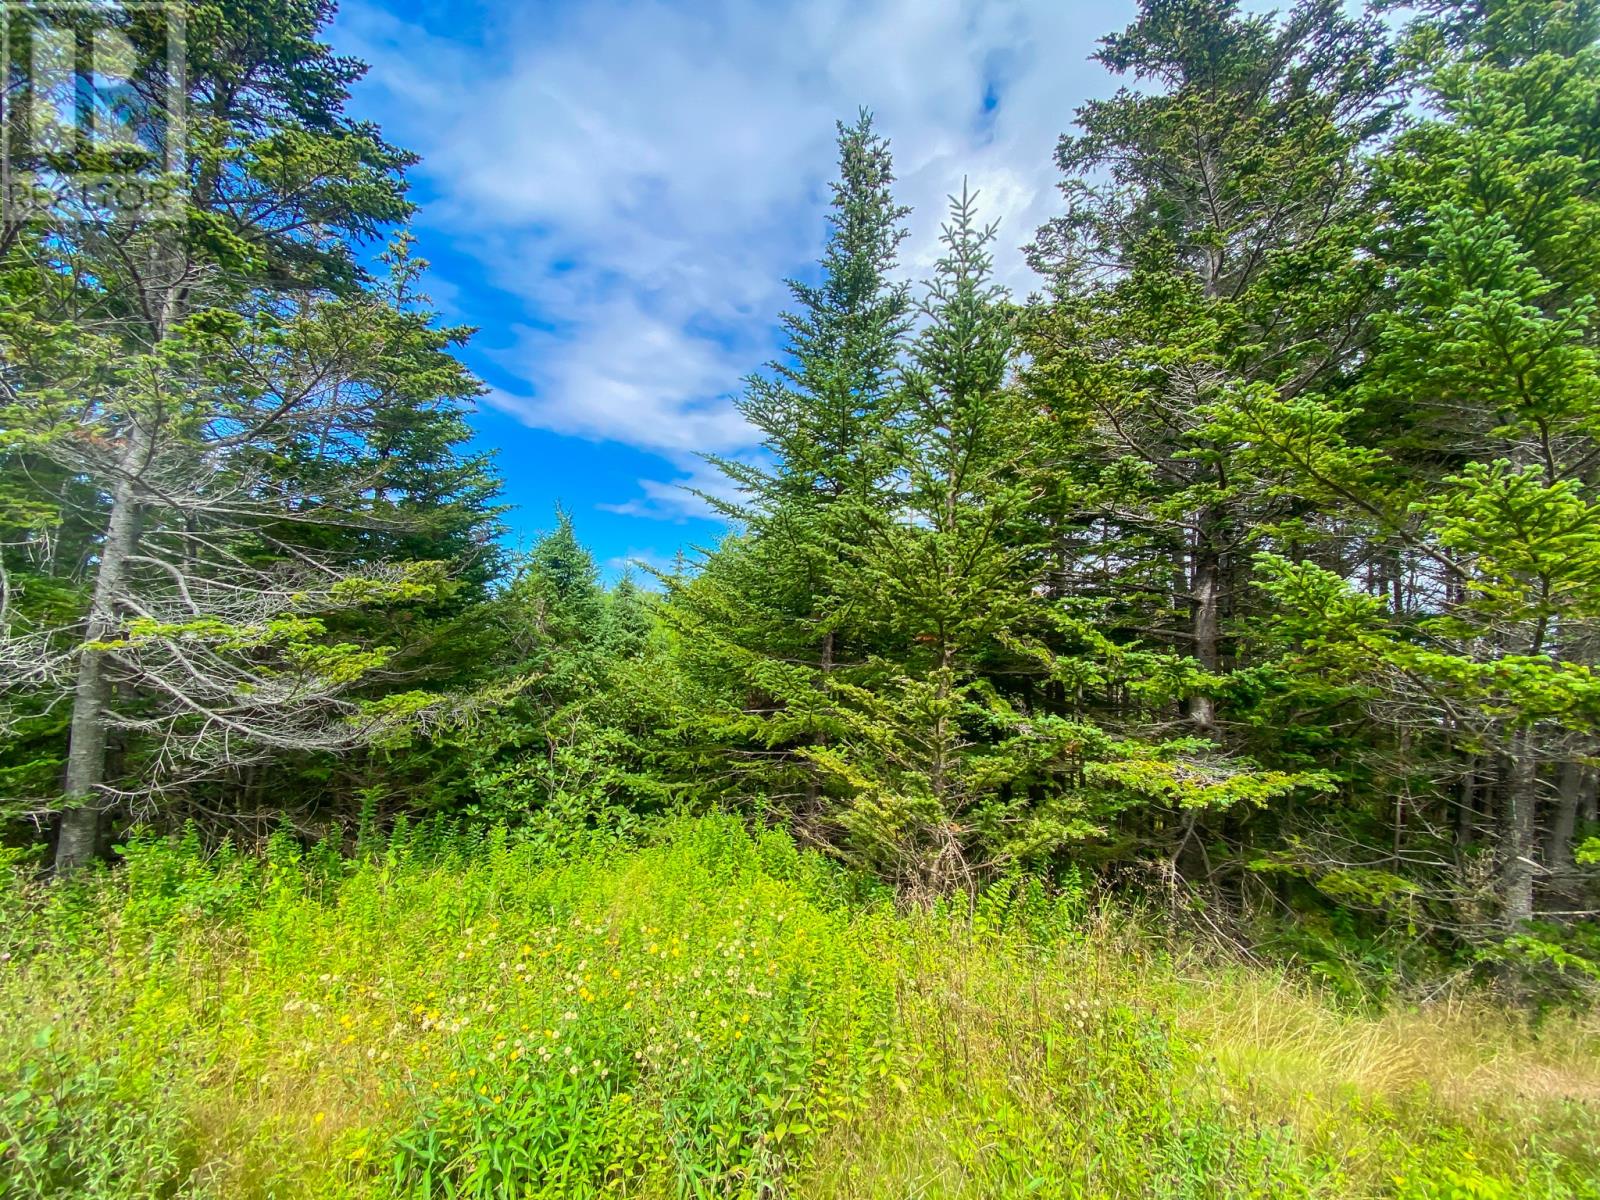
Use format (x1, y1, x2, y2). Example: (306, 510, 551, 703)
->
(1, 815, 1597, 1199)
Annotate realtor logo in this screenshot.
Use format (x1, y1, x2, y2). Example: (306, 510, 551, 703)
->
(1, 1, 186, 224)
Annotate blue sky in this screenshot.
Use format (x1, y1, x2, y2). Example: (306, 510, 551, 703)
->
(329, 0, 1136, 579)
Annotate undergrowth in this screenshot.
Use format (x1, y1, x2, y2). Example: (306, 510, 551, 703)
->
(1, 816, 1596, 1198)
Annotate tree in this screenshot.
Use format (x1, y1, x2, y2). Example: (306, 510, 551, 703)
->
(1025, 0, 1395, 731)
(670, 111, 912, 810)
(808, 187, 1051, 889)
(1236, 0, 1600, 933)
(796, 188, 1328, 892)
(0, 0, 496, 868)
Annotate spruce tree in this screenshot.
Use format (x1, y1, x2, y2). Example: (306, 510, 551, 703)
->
(1025, 0, 1395, 730)
(0, 0, 498, 866)
(807, 189, 1326, 891)
(1238, 0, 1600, 933)
(671, 112, 912, 810)
(1018, 0, 1397, 883)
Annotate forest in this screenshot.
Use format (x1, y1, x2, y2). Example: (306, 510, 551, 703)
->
(2, 0, 1600, 1196)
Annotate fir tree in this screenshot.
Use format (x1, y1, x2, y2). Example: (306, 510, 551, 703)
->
(0, 0, 498, 867)
(671, 112, 913, 811)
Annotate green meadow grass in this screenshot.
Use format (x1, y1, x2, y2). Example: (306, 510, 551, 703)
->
(2, 816, 1597, 1198)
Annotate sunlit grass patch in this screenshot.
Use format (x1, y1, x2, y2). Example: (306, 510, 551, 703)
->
(2, 819, 1597, 1199)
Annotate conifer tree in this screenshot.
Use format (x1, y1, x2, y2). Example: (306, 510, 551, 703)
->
(1012, 0, 1398, 888)
(808, 188, 1046, 889)
(0, 0, 497, 866)
(671, 112, 912, 808)
(1235, 0, 1600, 933)
(806, 189, 1326, 890)
(1025, 0, 1395, 731)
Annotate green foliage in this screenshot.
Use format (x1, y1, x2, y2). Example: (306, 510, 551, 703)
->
(0, 0, 502, 858)
(2, 821, 1596, 1199)
(6, 1, 1600, 1158)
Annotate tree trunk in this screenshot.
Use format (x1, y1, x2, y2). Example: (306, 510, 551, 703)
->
(1546, 761, 1590, 875)
(55, 423, 149, 872)
(1455, 759, 1479, 850)
(1187, 510, 1222, 729)
(1499, 736, 1539, 930)
(803, 629, 836, 813)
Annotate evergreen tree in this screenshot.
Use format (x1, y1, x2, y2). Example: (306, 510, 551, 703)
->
(1017, 0, 1398, 887)
(808, 188, 1051, 889)
(799, 189, 1326, 890)
(1025, 0, 1395, 729)
(1235, 0, 1600, 933)
(670, 112, 913, 810)
(0, 0, 499, 867)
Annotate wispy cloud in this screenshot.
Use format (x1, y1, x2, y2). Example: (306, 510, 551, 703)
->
(336, 0, 1131, 518)
(596, 452, 758, 523)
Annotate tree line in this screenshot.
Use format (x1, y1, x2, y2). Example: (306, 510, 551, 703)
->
(3, 0, 1598, 987)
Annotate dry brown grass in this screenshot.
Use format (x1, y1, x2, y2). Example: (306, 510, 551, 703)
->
(1181, 968, 1600, 1108)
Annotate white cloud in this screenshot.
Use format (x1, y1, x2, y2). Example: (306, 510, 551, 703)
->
(336, 0, 1134, 516)
(483, 299, 752, 457)
(596, 452, 758, 523)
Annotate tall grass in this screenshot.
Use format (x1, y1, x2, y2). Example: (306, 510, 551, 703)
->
(1, 816, 1596, 1198)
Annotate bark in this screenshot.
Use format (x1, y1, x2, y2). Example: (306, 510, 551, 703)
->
(802, 629, 836, 812)
(1455, 760, 1479, 850)
(1187, 510, 1222, 729)
(1499, 736, 1539, 931)
(1545, 761, 1590, 874)
(55, 419, 151, 872)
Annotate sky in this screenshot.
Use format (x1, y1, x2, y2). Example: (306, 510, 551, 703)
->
(328, 0, 1138, 580)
